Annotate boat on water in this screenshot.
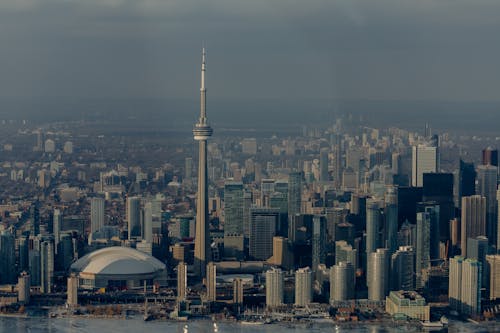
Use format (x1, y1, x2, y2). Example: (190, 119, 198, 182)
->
(213, 322, 218, 332)
(240, 320, 265, 325)
(420, 321, 444, 331)
(183, 324, 189, 333)
(440, 316, 449, 326)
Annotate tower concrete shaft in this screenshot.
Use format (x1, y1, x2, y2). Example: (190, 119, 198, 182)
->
(193, 48, 213, 279)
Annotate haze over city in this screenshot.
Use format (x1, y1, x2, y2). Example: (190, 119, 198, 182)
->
(0, 1, 500, 332)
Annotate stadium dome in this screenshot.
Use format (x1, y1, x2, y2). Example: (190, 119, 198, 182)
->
(71, 246, 167, 290)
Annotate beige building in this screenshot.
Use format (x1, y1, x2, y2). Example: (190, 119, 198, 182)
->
(386, 291, 430, 321)
(487, 255, 500, 300)
(206, 262, 216, 302)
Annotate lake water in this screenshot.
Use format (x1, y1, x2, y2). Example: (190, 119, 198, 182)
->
(0, 317, 498, 333)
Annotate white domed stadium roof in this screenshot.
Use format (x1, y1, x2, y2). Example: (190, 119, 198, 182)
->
(71, 246, 165, 276)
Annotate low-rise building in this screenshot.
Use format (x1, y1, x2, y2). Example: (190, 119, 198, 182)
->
(386, 290, 430, 321)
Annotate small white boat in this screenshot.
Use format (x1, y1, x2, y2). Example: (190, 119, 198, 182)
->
(183, 324, 189, 333)
(213, 322, 218, 333)
(420, 321, 444, 331)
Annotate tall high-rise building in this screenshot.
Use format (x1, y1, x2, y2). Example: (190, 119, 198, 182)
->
(411, 144, 437, 187)
(467, 236, 489, 288)
(185, 157, 193, 180)
(333, 134, 342, 189)
(312, 215, 326, 272)
(459, 160, 476, 201)
(295, 267, 313, 306)
(449, 256, 482, 316)
(249, 208, 279, 260)
(497, 189, 500, 251)
(449, 256, 464, 311)
(242, 191, 253, 241)
(385, 187, 398, 255)
(320, 148, 329, 182)
(29, 204, 40, 237)
(90, 197, 105, 243)
(127, 196, 141, 240)
(40, 241, 54, 294)
(461, 195, 487, 257)
(486, 255, 500, 300)
(67, 274, 78, 306)
(206, 262, 216, 302)
(18, 236, 29, 273)
(366, 200, 381, 255)
(177, 262, 187, 301)
(391, 246, 415, 291)
(330, 262, 355, 302)
(461, 259, 482, 316)
(416, 203, 440, 287)
(143, 201, 153, 243)
(53, 209, 62, 253)
(368, 248, 389, 301)
(17, 272, 30, 304)
(0, 230, 16, 284)
(193, 49, 213, 279)
(233, 278, 244, 304)
(482, 147, 498, 167)
(423, 173, 454, 241)
(266, 268, 283, 307)
(477, 165, 498, 246)
(288, 172, 302, 218)
(335, 240, 358, 270)
(224, 182, 244, 253)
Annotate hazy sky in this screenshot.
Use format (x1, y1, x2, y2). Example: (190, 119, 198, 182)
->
(1, 0, 499, 102)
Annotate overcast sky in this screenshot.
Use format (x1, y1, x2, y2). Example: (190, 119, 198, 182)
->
(0, 0, 499, 102)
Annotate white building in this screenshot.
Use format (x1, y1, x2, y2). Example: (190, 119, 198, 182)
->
(411, 144, 437, 187)
(295, 267, 312, 306)
(266, 267, 283, 308)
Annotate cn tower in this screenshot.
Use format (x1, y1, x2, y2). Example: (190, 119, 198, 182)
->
(193, 48, 213, 279)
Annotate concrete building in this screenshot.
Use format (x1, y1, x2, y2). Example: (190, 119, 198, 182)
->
(366, 200, 381, 255)
(241, 138, 257, 155)
(17, 272, 30, 304)
(294, 267, 312, 306)
(330, 262, 355, 302)
(320, 148, 329, 181)
(206, 262, 217, 302)
(449, 256, 464, 312)
(449, 256, 482, 316)
(266, 268, 283, 308)
(461, 259, 482, 316)
(233, 278, 243, 304)
(335, 240, 357, 270)
(368, 248, 390, 301)
(385, 291, 430, 321)
(486, 254, 500, 300)
(461, 195, 486, 257)
(67, 274, 78, 306)
(177, 262, 187, 301)
(411, 144, 437, 187)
